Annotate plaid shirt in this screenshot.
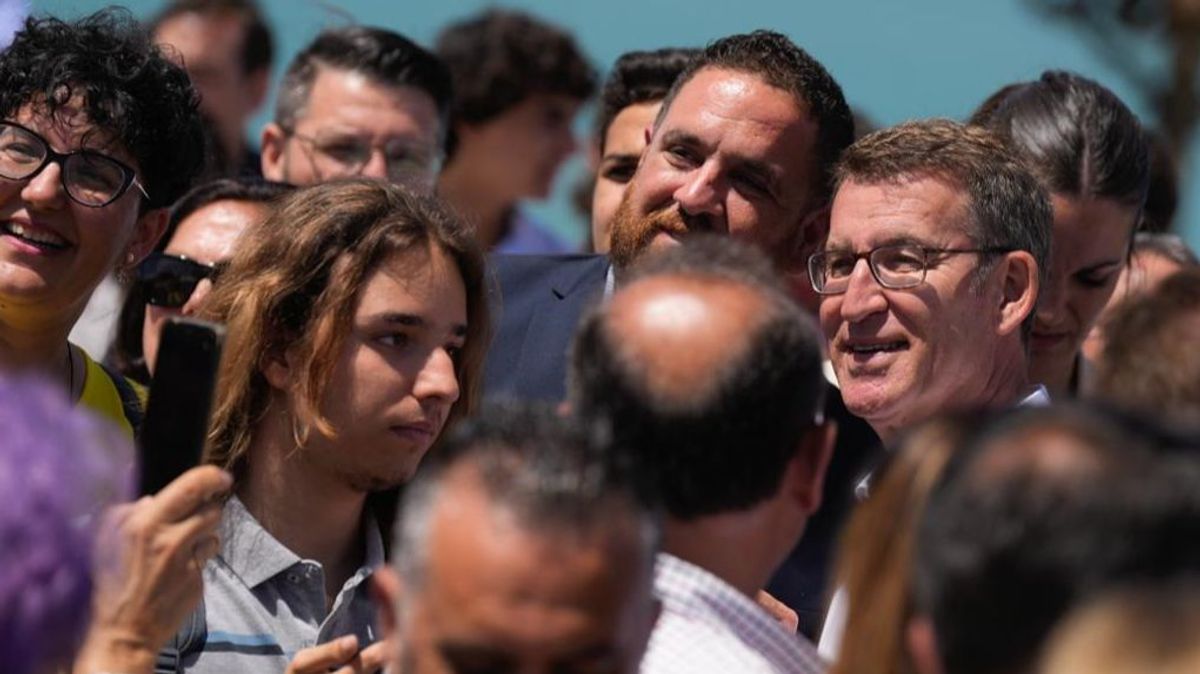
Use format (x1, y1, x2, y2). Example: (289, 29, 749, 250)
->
(641, 553, 826, 674)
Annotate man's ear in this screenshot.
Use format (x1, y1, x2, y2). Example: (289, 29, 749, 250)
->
(907, 615, 945, 674)
(792, 205, 831, 271)
(996, 250, 1039, 337)
(260, 122, 288, 181)
(371, 567, 405, 663)
(785, 420, 837, 515)
(124, 207, 169, 266)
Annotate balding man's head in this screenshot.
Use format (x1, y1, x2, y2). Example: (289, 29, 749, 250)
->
(570, 237, 827, 520)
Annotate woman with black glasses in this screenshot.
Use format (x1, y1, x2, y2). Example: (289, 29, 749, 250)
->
(0, 9, 206, 437)
(108, 178, 294, 383)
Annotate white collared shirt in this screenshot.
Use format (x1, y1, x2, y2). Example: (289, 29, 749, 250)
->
(642, 553, 825, 674)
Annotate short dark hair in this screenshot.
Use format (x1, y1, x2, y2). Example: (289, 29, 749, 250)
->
(971, 71, 1149, 214)
(107, 177, 295, 383)
(913, 404, 1200, 674)
(393, 402, 658, 590)
(149, 0, 274, 75)
(570, 236, 827, 520)
(436, 9, 596, 127)
(0, 9, 206, 210)
(659, 30, 853, 205)
(1095, 267, 1200, 424)
(836, 119, 1053, 337)
(595, 48, 698, 151)
(274, 26, 452, 143)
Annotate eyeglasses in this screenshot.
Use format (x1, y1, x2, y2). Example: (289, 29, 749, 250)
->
(0, 121, 149, 207)
(137, 253, 227, 308)
(808, 243, 1013, 295)
(286, 129, 443, 186)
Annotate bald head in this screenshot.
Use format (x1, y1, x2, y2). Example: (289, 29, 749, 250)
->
(606, 276, 770, 410)
(570, 236, 826, 520)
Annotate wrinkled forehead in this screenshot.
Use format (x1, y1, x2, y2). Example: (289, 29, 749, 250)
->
(829, 175, 974, 247)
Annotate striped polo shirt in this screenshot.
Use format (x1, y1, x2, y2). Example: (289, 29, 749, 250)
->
(182, 496, 384, 673)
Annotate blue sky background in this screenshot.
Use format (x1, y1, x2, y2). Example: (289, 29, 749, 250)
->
(34, 0, 1200, 250)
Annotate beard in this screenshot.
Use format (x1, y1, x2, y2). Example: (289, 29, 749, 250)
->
(608, 189, 714, 273)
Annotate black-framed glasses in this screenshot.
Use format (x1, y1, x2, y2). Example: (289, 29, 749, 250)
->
(137, 253, 226, 308)
(286, 129, 443, 185)
(0, 121, 149, 207)
(808, 243, 1013, 295)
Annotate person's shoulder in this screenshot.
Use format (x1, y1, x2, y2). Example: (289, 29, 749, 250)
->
(490, 253, 609, 296)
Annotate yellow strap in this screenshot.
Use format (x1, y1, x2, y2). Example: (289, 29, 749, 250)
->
(77, 348, 136, 438)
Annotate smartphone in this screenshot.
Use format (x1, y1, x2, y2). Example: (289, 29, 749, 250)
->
(137, 317, 225, 496)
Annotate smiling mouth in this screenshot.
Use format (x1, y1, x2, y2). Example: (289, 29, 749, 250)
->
(3, 222, 69, 251)
(843, 340, 909, 355)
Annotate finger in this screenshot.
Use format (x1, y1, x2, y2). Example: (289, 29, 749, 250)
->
(148, 466, 232, 523)
(352, 639, 391, 672)
(286, 635, 359, 674)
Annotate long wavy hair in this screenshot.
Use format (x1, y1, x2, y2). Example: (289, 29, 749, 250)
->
(201, 179, 489, 481)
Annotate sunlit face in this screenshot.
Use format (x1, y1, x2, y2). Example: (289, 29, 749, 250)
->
(1029, 194, 1136, 391)
(820, 178, 1011, 440)
(396, 470, 656, 674)
(0, 103, 154, 324)
(142, 199, 266, 373)
(608, 68, 820, 271)
(590, 101, 661, 254)
(262, 67, 444, 192)
(154, 10, 263, 157)
(452, 93, 582, 201)
(296, 244, 467, 491)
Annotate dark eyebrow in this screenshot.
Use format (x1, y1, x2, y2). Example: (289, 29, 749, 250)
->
(825, 235, 931, 253)
(658, 128, 705, 151)
(1079, 258, 1125, 273)
(378, 313, 469, 338)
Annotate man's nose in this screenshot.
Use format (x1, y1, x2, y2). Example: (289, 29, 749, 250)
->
(673, 162, 724, 221)
(839, 259, 889, 323)
(359, 149, 390, 181)
(413, 347, 461, 404)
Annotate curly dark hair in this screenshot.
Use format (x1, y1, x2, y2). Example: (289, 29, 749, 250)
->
(0, 9, 206, 210)
(436, 9, 596, 126)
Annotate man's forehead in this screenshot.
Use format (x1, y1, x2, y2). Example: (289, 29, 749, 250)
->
(828, 176, 972, 245)
(662, 66, 810, 128)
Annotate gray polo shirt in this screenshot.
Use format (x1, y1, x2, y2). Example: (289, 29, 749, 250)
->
(182, 495, 384, 673)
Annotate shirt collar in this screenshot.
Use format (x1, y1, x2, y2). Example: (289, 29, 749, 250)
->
(654, 552, 778, 634)
(219, 495, 301, 588)
(218, 495, 387, 589)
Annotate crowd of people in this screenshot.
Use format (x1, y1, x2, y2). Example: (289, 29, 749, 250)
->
(2, 2, 1199, 673)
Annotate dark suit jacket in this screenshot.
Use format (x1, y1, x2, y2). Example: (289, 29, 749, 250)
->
(481, 252, 880, 638)
(483, 253, 610, 401)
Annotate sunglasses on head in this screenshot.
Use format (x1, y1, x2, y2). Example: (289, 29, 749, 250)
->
(137, 252, 227, 308)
